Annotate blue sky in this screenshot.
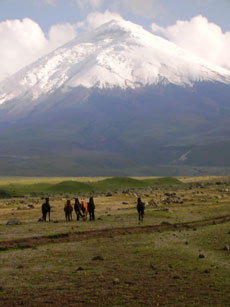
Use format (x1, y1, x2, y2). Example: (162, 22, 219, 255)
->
(0, 0, 229, 33)
(0, 0, 230, 81)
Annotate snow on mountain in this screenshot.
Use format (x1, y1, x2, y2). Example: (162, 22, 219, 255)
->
(1, 18, 230, 106)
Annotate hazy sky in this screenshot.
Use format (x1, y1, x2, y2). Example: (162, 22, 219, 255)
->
(0, 0, 230, 81)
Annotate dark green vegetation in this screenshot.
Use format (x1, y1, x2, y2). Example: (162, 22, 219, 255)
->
(0, 176, 181, 197)
(1, 83, 230, 176)
(1, 176, 230, 306)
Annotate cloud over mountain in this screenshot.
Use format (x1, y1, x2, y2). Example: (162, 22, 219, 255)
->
(0, 18, 77, 82)
(151, 15, 230, 70)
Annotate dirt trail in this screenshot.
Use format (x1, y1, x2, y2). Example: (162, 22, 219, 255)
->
(1, 214, 230, 251)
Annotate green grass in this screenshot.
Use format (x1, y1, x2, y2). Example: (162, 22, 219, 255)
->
(1, 223, 230, 306)
(0, 176, 182, 197)
(1, 175, 230, 305)
(92, 177, 147, 190)
(142, 176, 181, 185)
(48, 181, 92, 193)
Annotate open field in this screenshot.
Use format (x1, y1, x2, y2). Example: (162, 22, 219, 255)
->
(1, 176, 230, 306)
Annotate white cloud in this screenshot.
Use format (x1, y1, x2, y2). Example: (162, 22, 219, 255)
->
(48, 23, 77, 48)
(0, 18, 77, 81)
(151, 15, 230, 70)
(86, 10, 124, 29)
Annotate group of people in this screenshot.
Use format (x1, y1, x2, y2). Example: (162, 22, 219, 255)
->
(41, 197, 96, 222)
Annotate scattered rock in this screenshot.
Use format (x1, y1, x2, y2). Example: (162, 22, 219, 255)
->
(92, 255, 104, 261)
(7, 220, 21, 225)
(173, 197, 184, 204)
(161, 221, 171, 226)
(17, 265, 24, 269)
(148, 199, 159, 207)
(165, 192, 176, 197)
(106, 193, 113, 197)
(113, 278, 120, 285)
(27, 204, 35, 209)
(199, 254, 205, 259)
(150, 264, 157, 270)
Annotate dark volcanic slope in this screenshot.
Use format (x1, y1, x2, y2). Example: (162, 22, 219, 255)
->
(0, 82, 230, 175)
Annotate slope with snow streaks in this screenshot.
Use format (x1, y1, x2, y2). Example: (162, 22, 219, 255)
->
(1, 19, 230, 106)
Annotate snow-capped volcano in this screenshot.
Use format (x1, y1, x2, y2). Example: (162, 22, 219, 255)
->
(1, 18, 230, 106)
(1, 18, 230, 176)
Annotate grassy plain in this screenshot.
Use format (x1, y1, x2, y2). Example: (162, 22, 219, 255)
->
(0, 176, 230, 306)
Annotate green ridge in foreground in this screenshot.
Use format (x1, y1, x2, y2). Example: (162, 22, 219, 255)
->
(142, 177, 181, 185)
(0, 177, 182, 197)
(92, 177, 147, 190)
(48, 181, 92, 193)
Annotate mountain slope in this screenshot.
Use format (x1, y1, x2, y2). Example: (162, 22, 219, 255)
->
(0, 19, 230, 175)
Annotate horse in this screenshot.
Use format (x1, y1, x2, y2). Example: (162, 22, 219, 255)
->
(80, 199, 88, 221)
(74, 198, 84, 221)
(42, 197, 51, 222)
(64, 200, 73, 221)
(88, 196, 95, 221)
(137, 197, 145, 221)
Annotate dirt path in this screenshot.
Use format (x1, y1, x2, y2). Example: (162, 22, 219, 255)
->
(1, 214, 230, 251)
